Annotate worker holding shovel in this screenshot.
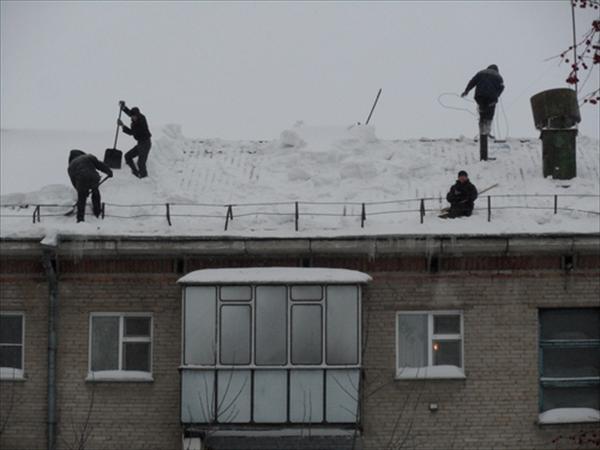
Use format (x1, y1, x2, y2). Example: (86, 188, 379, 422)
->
(67, 150, 113, 223)
(117, 101, 152, 178)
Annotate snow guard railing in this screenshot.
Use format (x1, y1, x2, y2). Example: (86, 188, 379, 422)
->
(2, 194, 599, 230)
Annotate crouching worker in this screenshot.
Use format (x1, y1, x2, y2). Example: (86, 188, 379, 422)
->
(443, 170, 478, 218)
(68, 150, 113, 222)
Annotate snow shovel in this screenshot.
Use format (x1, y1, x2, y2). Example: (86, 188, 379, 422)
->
(64, 175, 111, 217)
(103, 106, 123, 169)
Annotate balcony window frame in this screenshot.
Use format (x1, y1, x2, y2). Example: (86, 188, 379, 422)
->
(180, 282, 362, 425)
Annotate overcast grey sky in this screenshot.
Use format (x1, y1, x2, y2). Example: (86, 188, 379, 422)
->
(1, 0, 599, 140)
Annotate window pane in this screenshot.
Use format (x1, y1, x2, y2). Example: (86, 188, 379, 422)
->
(542, 347, 600, 378)
(326, 286, 358, 365)
(433, 340, 462, 367)
(91, 316, 119, 371)
(326, 369, 359, 423)
(220, 306, 251, 365)
(291, 305, 322, 365)
(0, 346, 22, 369)
(220, 286, 251, 301)
(0, 316, 22, 344)
(255, 286, 287, 365)
(397, 314, 427, 367)
(254, 370, 287, 423)
(123, 342, 151, 371)
(541, 309, 600, 340)
(124, 317, 151, 337)
(181, 370, 215, 423)
(542, 385, 600, 411)
(433, 315, 461, 335)
(185, 287, 216, 365)
(217, 370, 251, 423)
(290, 370, 324, 422)
(291, 286, 322, 301)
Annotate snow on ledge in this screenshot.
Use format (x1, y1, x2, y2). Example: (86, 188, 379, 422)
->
(538, 408, 600, 425)
(178, 267, 372, 284)
(0, 367, 25, 380)
(395, 365, 466, 380)
(86, 371, 153, 382)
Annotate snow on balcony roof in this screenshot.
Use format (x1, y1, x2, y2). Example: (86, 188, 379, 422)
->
(177, 267, 372, 284)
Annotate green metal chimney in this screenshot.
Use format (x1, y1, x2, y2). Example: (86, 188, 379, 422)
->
(530, 88, 580, 180)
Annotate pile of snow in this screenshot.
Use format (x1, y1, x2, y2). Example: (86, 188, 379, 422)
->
(280, 121, 378, 149)
(1, 123, 599, 240)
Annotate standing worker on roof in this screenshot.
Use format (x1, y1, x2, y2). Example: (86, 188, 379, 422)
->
(68, 150, 113, 223)
(461, 65, 504, 136)
(118, 101, 152, 178)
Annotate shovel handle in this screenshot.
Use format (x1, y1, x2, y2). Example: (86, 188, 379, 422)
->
(96, 175, 110, 189)
(113, 106, 123, 149)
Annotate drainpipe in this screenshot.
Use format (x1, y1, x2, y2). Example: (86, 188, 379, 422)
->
(42, 249, 58, 450)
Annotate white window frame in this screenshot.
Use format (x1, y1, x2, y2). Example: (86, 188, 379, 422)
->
(87, 312, 153, 382)
(395, 310, 465, 380)
(0, 312, 25, 380)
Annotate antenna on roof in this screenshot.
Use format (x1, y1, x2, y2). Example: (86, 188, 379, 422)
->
(365, 88, 382, 125)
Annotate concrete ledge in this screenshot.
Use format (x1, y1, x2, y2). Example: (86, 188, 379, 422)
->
(507, 237, 574, 254)
(310, 239, 377, 255)
(2, 234, 599, 258)
(572, 237, 600, 255)
(441, 237, 508, 255)
(375, 237, 441, 255)
(245, 239, 310, 255)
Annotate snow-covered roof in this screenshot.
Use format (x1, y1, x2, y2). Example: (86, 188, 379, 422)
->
(178, 267, 372, 284)
(1, 123, 599, 241)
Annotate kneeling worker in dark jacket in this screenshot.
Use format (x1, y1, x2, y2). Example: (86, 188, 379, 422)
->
(445, 170, 478, 218)
(68, 150, 113, 222)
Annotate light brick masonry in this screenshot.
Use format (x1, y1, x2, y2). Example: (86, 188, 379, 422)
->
(1, 235, 599, 450)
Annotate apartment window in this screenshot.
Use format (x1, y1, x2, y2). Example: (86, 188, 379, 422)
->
(88, 314, 153, 382)
(538, 308, 600, 424)
(0, 313, 24, 379)
(396, 311, 464, 379)
(181, 283, 361, 424)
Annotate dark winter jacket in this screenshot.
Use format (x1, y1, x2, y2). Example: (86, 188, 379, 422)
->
(122, 106, 152, 142)
(464, 65, 505, 104)
(68, 150, 113, 190)
(446, 180, 478, 210)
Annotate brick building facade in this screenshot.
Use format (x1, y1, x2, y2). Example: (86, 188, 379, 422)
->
(1, 235, 599, 450)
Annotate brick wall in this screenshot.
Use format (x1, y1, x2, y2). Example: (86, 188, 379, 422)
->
(1, 251, 599, 450)
(0, 270, 48, 450)
(361, 270, 600, 450)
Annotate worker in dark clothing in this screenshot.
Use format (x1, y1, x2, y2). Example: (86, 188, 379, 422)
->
(444, 170, 478, 218)
(118, 101, 152, 178)
(461, 64, 504, 136)
(68, 150, 113, 223)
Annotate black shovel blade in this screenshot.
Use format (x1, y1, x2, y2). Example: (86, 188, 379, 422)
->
(104, 148, 122, 169)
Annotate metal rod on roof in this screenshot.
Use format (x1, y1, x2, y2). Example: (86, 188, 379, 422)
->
(365, 88, 382, 125)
